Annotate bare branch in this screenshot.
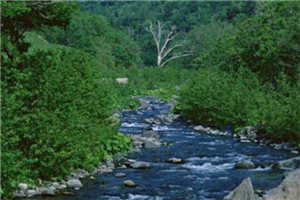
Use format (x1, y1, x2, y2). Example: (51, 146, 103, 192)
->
(160, 53, 193, 67)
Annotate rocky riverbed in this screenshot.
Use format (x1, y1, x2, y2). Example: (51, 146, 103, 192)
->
(23, 97, 299, 200)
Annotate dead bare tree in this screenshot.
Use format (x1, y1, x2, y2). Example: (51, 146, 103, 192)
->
(146, 20, 192, 67)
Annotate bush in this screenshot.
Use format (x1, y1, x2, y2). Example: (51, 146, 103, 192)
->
(1, 48, 132, 198)
(176, 67, 300, 143)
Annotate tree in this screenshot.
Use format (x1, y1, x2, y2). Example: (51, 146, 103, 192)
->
(1, 0, 77, 59)
(146, 20, 192, 67)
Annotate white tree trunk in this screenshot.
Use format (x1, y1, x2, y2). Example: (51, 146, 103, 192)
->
(146, 20, 192, 67)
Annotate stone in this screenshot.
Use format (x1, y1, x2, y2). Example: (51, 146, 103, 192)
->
(129, 161, 151, 169)
(166, 157, 185, 164)
(51, 182, 60, 189)
(235, 161, 256, 169)
(26, 189, 39, 197)
(115, 173, 127, 178)
(123, 180, 137, 187)
(224, 177, 257, 200)
(238, 126, 258, 141)
(18, 183, 28, 191)
(194, 125, 207, 132)
(71, 169, 89, 179)
(13, 191, 26, 198)
(57, 184, 67, 190)
(67, 179, 83, 188)
(142, 130, 160, 139)
(264, 168, 300, 200)
(38, 186, 56, 196)
(116, 77, 128, 84)
(272, 157, 300, 170)
(143, 139, 162, 148)
(144, 118, 155, 124)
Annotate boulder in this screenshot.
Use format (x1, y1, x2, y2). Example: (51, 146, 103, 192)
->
(235, 161, 256, 169)
(272, 157, 300, 170)
(123, 180, 137, 187)
(116, 77, 128, 84)
(66, 179, 82, 188)
(224, 178, 257, 200)
(18, 183, 28, 191)
(129, 161, 151, 169)
(264, 168, 300, 200)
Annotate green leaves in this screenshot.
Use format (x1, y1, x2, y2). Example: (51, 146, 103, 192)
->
(177, 67, 300, 143)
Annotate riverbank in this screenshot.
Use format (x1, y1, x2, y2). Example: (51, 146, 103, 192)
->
(17, 97, 299, 200)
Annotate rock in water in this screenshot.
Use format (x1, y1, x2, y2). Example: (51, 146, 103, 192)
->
(264, 168, 300, 200)
(123, 180, 137, 187)
(224, 177, 257, 200)
(166, 157, 185, 164)
(234, 161, 256, 169)
(115, 173, 126, 178)
(129, 161, 151, 169)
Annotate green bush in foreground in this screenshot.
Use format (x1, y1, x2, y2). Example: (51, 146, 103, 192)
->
(1, 48, 132, 198)
(177, 67, 300, 143)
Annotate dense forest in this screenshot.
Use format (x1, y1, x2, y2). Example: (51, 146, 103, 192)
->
(1, 1, 300, 199)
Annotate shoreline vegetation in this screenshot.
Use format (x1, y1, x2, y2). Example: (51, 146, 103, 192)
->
(2, 1, 299, 199)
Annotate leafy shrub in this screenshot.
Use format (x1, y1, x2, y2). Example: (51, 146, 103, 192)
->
(176, 67, 300, 143)
(1, 48, 132, 198)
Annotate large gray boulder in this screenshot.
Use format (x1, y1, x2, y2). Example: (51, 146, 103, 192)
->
(264, 168, 300, 200)
(224, 178, 257, 200)
(272, 157, 300, 170)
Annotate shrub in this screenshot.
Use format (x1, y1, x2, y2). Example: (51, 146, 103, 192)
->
(1, 48, 132, 198)
(176, 67, 300, 143)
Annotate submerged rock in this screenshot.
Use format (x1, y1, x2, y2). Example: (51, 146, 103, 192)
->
(166, 157, 185, 164)
(224, 178, 257, 200)
(264, 168, 300, 200)
(115, 173, 126, 178)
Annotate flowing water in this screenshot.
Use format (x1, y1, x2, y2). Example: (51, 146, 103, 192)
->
(36, 97, 295, 200)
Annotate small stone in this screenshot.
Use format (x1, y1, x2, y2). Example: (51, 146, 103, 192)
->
(123, 180, 137, 187)
(14, 191, 26, 198)
(51, 182, 60, 189)
(235, 161, 256, 169)
(38, 186, 56, 196)
(115, 173, 126, 178)
(90, 176, 95, 180)
(291, 150, 299, 154)
(18, 183, 28, 191)
(194, 125, 207, 132)
(74, 187, 80, 191)
(57, 184, 67, 190)
(26, 189, 38, 197)
(67, 179, 82, 188)
(166, 157, 185, 164)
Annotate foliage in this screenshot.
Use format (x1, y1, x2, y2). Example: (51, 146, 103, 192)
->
(41, 10, 142, 68)
(176, 67, 300, 143)
(1, 47, 132, 198)
(194, 2, 300, 84)
(80, 1, 256, 65)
